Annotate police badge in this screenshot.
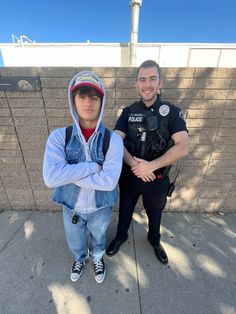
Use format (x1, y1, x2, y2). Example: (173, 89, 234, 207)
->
(159, 105, 170, 117)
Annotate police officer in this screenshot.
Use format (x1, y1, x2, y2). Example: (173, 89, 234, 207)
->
(106, 60, 189, 264)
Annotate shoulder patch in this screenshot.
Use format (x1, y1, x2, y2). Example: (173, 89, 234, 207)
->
(159, 104, 170, 117)
(179, 111, 185, 121)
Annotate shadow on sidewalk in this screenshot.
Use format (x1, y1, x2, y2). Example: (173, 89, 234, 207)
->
(0, 210, 235, 314)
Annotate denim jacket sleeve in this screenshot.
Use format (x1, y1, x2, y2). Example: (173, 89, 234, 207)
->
(43, 128, 99, 188)
(75, 132, 124, 191)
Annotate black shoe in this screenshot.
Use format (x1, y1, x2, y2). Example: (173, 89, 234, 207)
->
(106, 236, 128, 256)
(93, 258, 106, 283)
(152, 243, 168, 264)
(70, 260, 85, 282)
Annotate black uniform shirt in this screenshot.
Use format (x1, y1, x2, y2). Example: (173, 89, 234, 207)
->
(115, 98, 188, 138)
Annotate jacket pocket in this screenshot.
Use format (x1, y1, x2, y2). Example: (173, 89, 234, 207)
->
(65, 150, 81, 164)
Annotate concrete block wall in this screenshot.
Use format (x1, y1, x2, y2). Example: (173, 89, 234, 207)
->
(0, 67, 235, 212)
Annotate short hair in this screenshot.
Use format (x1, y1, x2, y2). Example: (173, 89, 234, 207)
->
(136, 60, 161, 80)
(73, 85, 103, 100)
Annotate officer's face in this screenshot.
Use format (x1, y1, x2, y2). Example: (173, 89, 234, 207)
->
(136, 66, 161, 107)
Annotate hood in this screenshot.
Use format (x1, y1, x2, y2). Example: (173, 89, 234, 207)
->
(68, 70, 106, 135)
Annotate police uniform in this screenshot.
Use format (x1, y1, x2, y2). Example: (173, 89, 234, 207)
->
(115, 96, 187, 246)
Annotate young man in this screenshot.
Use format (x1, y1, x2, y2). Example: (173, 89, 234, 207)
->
(106, 60, 189, 264)
(43, 70, 123, 283)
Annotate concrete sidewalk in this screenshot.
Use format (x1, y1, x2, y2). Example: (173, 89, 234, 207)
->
(0, 210, 236, 314)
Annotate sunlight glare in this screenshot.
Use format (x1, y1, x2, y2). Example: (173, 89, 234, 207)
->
(222, 227, 236, 239)
(166, 243, 194, 279)
(48, 283, 91, 314)
(24, 220, 35, 239)
(229, 247, 236, 255)
(115, 252, 149, 288)
(219, 303, 236, 314)
(196, 254, 226, 277)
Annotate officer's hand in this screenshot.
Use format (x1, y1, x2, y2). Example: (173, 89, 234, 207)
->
(140, 174, 156, 182)
(131, 157, 155, 178)
(130, 157, 139, 168)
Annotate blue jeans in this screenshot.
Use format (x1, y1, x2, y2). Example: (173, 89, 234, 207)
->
(63, 207, 112, 263)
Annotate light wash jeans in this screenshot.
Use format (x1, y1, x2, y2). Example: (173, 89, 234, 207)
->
(63, 207, 112, 263)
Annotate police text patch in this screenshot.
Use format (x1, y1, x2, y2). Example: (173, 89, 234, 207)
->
(128, 114, 144, 123)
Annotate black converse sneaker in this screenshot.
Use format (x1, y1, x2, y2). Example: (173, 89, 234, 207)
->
(70, 261, 84, 282)
(93, 258, 106, 283)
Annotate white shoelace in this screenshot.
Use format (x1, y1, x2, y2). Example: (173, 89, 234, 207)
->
(94, 260, 103, 273)
(73, 261, 83, 272)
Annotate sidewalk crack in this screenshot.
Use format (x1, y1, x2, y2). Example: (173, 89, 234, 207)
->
(131, 221, 143, 314)
(0, 211, 34, 255)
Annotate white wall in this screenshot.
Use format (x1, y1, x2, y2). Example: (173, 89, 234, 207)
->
(0, 44, 126, 67)
(1, 43, 236, 67)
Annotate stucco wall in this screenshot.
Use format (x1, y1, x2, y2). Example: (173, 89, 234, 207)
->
(0, 67, 236, 212)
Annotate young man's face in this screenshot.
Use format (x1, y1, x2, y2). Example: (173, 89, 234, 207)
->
(74, 91, 101, 128)
(136, 66, 161, 107)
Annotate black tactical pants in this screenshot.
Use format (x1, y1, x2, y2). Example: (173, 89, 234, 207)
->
(116, 165, 170, 246)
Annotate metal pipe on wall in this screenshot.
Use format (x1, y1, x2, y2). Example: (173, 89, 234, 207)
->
(129, 0, 142, 66)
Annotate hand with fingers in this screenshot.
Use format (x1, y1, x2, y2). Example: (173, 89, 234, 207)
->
(131, 157, 156, 182)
